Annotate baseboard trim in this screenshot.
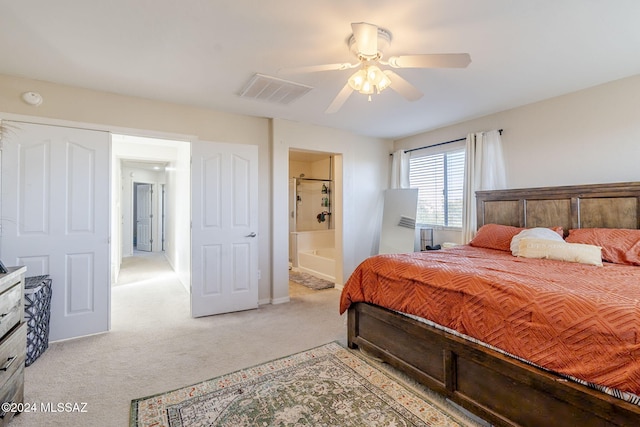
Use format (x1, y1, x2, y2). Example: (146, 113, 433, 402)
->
(271, 296, 291, 305)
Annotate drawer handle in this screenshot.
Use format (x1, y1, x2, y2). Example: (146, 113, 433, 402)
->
(0, 304, 19, 319)
(0, 356, 16, 371)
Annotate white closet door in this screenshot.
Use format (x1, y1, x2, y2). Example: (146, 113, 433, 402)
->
(1, 122, 110, 341)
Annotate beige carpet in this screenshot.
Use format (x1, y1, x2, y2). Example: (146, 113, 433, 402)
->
(13, 252, 346, 427)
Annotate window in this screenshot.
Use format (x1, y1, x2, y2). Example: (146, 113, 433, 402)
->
(409, 149, 465, 228)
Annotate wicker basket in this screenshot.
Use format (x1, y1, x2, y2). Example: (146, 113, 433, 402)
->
(24, 275, 52, 366)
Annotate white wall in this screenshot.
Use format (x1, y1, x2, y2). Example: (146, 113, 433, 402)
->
(290, 157, 335, 232)
(110, 152, 122, 283)
(273, 119, 392, 301)
(163, 142, 191, 289)
(396, 74, 640, 188)
(395, 74, 640, 244)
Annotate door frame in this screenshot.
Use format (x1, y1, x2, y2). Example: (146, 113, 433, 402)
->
(112, 134, 191, 290)
(272, 137, 345, 304)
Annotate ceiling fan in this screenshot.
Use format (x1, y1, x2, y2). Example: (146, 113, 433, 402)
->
(282, 22, 471, 113)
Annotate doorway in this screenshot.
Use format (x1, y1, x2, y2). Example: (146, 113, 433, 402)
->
(288, 149, 340, 289)
(113, 134, 260, 319)
(111, 134, 191, 291)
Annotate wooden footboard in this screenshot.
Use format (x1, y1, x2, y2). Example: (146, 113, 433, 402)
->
(348, 302, 640, 427)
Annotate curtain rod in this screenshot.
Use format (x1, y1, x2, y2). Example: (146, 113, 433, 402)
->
(397, 129, 503, 155)
(294, 177, 332, 182)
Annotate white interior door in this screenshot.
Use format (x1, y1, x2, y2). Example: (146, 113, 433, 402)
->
(0, 121, 110, 341)
(191, 141, 258, 317)
(135, 183, 152, 251)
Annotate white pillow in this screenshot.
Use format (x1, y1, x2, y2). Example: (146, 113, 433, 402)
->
(510, 227, 564, 256)
(517, 238, 603, 266)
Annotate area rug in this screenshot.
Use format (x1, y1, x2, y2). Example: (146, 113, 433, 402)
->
(289, 270, 334, 290)
(130, 342, 481, 427)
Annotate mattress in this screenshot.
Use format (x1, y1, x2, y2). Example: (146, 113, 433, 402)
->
(340, 245, 640, 397)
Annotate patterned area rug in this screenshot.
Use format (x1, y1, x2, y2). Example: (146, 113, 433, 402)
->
(130, 342, 481, 427)
(289, 270, 334, 290)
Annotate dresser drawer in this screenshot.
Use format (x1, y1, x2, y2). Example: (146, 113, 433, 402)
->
(0, 367, 24, 427)
(0, 284, 22, 340)
(0, 323, 26, 390)
(0, 323, 25, 427)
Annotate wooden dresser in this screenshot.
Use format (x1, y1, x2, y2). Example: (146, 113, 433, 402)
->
(0, 267, 26, 426)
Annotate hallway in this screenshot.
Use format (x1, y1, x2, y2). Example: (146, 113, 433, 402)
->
(112, 251, 190, 332)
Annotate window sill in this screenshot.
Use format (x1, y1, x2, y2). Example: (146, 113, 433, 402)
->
(416, 225, 462, 232)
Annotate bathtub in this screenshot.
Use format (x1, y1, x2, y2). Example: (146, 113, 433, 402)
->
(297, 248, 335, 282)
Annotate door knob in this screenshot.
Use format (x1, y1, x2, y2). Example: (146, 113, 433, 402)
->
(245, 232, 257, 238)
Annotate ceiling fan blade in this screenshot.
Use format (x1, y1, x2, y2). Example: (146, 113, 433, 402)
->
(351, 22, 378, 57)
(384, 70, 423, 101)
(325, 83, 354, 114)
(387, 53, 471, 69)
(278, 63, 356, 74)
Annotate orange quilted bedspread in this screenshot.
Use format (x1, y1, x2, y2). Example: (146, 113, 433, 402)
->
(340, 245, 640, 395)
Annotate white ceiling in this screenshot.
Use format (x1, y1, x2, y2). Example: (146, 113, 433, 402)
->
(122, 160, 167, 172)
(2, 1, 639, 139)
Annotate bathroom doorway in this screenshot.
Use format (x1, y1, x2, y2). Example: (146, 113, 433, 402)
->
(288, 149, 340, 289)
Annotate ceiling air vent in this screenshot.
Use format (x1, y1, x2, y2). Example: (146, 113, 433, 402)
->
(239, 74, 312, 105)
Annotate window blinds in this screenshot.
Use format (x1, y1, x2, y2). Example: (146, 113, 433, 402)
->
(409, 149, 465, 227)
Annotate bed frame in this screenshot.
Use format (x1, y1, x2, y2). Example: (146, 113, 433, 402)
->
(347, 182, 640, 427)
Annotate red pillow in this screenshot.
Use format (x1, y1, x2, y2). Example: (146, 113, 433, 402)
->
(470, 224, 523, 252)
(566, 228, 640, 266)
(470, 224, 564, 252)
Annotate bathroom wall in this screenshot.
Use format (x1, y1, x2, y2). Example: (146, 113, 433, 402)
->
(289, 156, 335, 232)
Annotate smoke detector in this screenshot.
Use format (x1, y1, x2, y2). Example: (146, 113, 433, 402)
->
(21, 91, 43, 106)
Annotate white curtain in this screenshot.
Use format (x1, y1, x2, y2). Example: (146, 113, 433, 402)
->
(462, 130, 507, 243)
(390, 149, 410, 189)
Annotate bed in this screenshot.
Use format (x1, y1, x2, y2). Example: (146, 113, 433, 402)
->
(341, 182, 640, 427)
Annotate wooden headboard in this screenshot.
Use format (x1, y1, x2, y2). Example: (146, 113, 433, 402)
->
(476, 182, 640, 234)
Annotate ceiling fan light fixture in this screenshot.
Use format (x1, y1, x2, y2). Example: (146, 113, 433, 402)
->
(348, 69, 366, 91)
(361, 80, 373, 95)
(348, 65, 390, 96)
(376, 70, 391, 92)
